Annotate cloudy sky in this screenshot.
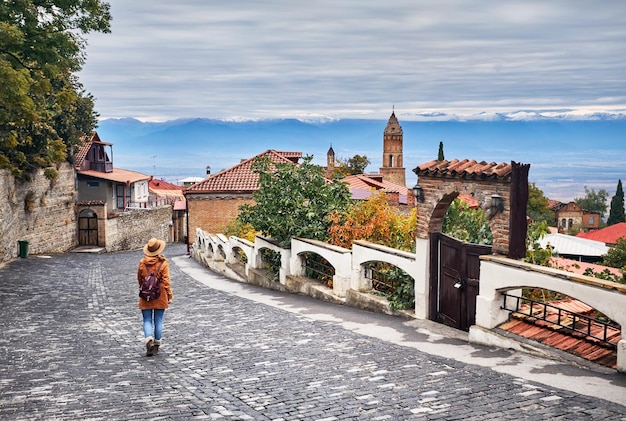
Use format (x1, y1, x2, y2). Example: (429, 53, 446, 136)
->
(78, 1, 626, 122)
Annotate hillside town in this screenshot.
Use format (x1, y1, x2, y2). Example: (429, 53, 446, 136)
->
(2, 2, 626, 419)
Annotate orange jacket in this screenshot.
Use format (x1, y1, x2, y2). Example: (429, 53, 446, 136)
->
(137, 255, 173, 310)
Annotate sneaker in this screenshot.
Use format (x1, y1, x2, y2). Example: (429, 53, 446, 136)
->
(146, 339, 154, 357)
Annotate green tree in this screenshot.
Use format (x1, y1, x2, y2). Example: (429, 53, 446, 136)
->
(237, 155, 352, 247)
(330, 154, 370, 178)
(602, 237, 626, 270)
(574, 186, 609, 218)
(607, 179, 625, 226)
(442, 198, 492, 245)
(0, 0, 111, 178)
(527, 183, 555, 225)
(437, 141, 444, 161)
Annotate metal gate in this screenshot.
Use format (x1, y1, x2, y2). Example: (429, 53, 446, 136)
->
(429, 232, 492, 331)
(78, 209, 98, 245)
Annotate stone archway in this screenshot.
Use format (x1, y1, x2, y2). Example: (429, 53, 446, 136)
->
(413, 160, 530, 329)
(414, 160, 529, 257)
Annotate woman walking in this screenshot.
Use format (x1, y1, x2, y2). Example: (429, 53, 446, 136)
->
(137, 238, 173, 356)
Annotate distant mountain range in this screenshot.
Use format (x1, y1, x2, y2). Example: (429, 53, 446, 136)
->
(96, 117, 626, 202)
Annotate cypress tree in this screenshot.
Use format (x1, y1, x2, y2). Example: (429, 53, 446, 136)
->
(607, 179, 625, 226)
(438, 142, 445, 161)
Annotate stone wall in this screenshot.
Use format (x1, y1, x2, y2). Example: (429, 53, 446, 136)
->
(0, 163, 77, 261)
(104, 205, 172, 252)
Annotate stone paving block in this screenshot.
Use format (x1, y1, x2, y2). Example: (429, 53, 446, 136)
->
(0, 245, 625, 420)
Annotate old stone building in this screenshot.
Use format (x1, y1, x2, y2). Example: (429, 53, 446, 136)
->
(551, 201, 600, 233)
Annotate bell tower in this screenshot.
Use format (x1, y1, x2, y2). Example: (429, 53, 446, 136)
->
(380, 110, 406, 186)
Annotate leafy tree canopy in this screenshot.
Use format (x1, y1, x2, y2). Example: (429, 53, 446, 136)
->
(607, 179, 625, 226)
(602, 237, 626, 270)
(527, 182, 555, 225)
(574, 186, 609, 218)
(330, 154, 370, 178)
(0, 0, 111, 178)
(237, 155, 352, 247)
(327, 191, 417, 251)
(442, 197, 493, 245)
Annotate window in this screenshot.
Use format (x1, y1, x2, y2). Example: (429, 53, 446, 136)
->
(561, 218, 566, 228)
(589, 215, 595, 225)
(568, 218, 573, 229)
(87, 181, 99, 187)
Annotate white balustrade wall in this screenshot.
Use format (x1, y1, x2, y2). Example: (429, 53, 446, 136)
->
(193, 228, 626, 372)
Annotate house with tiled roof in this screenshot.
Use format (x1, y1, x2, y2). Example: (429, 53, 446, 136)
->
(74, 132, 151, 212)
(577, 222, 626, 246)
(549, 200, 600, 233)
(73, 132, 172, 251)
(184, 150, 302, 235)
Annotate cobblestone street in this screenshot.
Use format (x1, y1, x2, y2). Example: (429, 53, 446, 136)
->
(1, 244, 625, 420)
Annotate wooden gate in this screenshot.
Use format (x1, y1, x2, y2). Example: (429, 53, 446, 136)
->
(429, 232, 492, 331)
(78, 209, 98, 245)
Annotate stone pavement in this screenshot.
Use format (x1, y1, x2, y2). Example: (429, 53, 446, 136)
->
(0, 244, 625, 420)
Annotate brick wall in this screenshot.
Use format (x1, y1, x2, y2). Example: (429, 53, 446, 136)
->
(0, 163, 77, 261)
(187, 194, 255, 237)
(415, 176, 511, 255)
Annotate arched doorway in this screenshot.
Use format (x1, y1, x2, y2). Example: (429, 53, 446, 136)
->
(78, 209, 98, 245)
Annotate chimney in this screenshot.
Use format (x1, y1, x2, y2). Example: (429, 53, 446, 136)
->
(206, 165, 211, 175)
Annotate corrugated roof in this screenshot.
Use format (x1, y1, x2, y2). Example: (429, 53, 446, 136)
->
(577, 222, 626, 245)
(185, 150, 302, 193)
(414, 159, 513, 180)
(78, 168, 150, 184)
(539, 233, 610, 258)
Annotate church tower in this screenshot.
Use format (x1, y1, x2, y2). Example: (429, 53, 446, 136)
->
(327, 145, 335, 170)
(380, 110, 406, 186)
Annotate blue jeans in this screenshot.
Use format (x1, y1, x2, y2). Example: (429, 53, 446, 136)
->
(142, 309, 165, 340)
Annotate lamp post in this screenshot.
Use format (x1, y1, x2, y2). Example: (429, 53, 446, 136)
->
(412, 183, 424, 204)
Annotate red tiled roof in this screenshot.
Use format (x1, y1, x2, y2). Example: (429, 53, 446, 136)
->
(149, 178, 182, 192)
(149, 178, 184, 201)
(457, 193, 480, 209)
(185, 150, 302, 193)
(577, 222, 626, 245)
(414, 159, 513, 180)
(73, 131, 111, 169)
(342, 173, 409, 204)
(547, 199, 562, 210)
(499, 297, 621, 368)
(550, 257, 622, 277)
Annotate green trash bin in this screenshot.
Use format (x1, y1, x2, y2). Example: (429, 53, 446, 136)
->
(18, 240, 29, 258)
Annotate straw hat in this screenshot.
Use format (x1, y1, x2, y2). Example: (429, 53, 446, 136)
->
(143, 238, 166, 256)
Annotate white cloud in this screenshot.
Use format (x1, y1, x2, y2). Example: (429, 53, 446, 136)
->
(79, 0, 626, 121)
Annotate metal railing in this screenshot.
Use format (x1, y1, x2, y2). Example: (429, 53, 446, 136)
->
(303, 253, 334, 285)
(501, 293, 620, 348)
(364, 265, 396, 295)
